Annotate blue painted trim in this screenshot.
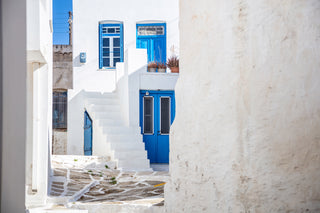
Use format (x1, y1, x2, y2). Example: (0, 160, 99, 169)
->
(136, 23, 166, 27)
(120, 23, 124, 62)
(101, 23, 121, 27)
(84, 111, 93, 156)
(102, 33, 121, 36)
(99, 24, 102, 69)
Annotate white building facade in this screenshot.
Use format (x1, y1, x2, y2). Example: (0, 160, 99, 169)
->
(68, 0, 179, 171)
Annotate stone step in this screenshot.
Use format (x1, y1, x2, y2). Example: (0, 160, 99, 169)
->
(89, 104, 121, 112)
(117, 158, 151, 171)
(101, 126, 140, 134)
(97, 118, 124, 126)
(93, 112, 122, 120)
(112, 149, 148, 159)
(84, 92, 150, 171)
(106, 134, 143, 143)
(109, 141, 145, 150)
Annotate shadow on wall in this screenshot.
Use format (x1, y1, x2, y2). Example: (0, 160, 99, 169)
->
(73, 54, 82, 67)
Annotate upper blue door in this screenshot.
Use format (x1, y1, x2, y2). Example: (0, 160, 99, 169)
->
(140, 90, 175, 163)
(136, 23, 166, 63)
(84, 111, 92, 156)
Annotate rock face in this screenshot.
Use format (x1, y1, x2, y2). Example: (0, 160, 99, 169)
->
(165, 0, 320, 212)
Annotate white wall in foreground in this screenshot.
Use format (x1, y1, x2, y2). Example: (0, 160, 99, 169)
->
(1, 0, 26, 211)
(165, 0, 320, 212)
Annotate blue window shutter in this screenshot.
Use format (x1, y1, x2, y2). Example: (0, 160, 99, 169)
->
(99, 24, 102, 69)
(120, 23, 124, 62)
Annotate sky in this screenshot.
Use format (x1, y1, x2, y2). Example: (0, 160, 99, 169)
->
(53, 0, 73, 45)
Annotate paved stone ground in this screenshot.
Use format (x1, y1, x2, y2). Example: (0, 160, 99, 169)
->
(49, 155, 168, 208)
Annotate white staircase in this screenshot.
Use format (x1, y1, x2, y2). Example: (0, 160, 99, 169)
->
(84, 92, 151, 171)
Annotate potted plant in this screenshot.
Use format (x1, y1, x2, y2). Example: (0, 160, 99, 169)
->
(167, 55, 179, 73)
(157, 62, 167, 73)
(147, 62, 157, 72)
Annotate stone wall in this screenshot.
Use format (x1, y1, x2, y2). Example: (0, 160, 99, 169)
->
(165, 0, 320, 212)
(53, 45, 73, 89)
(52, 129, 67, 155)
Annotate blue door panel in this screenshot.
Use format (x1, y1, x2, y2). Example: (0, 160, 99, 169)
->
(144, 136, 156, 163)
(140, 90, 175, 163)
(84, 111, 92, 156)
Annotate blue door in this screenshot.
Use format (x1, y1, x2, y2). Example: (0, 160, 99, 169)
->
(84, 111, 92, 156)
(136, 23, 166, 63)
(140, 90, 175, 163)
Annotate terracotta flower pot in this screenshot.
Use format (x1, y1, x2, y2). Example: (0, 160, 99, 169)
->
(158, 68, 166, 73)
(170, 67, 179, 73)
(148, 68, 157, 72)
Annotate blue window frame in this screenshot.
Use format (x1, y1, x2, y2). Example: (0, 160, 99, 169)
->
(99, 21, 124, 69)
(136, 22, 166, 63)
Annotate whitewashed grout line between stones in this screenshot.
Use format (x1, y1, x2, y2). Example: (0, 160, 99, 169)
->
(60, 168, 70, 197)
(69, 180, 100, 202)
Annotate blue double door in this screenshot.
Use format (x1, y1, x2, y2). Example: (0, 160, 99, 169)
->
(140, 90, 175, 163)
(84, 111, 92, 156)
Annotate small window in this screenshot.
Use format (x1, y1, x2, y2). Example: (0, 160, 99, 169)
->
(143, 96, 154, 134)
(99, 22, 123, 69)
(53, 91, 67, 129)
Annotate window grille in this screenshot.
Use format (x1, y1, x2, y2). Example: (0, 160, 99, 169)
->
(53, 91, 67, 129)
(138, 26, 164, 36)
(143, 96, 154, 134)
(160, 97, 170, 134)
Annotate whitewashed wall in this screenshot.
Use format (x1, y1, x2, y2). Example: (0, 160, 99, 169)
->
(165, 0, 320, 212)
(26, 0, 53, 207)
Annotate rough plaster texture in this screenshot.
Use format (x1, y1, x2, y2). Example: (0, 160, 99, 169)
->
(53, 130, 68, 155)
(53, 45, 73, 89)
(165, 1, 320, 212)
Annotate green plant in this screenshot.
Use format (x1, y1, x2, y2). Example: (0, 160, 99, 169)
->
(74, 159, 78, 162)
(147, 62, 157, 69)
(166, 55, 179, 68)
(111, 177, 116, 181)
(88, 170, 92, 173)
(157, 62, 167, 69)
(110, 180, 117, 185)
(105, 165, 109, 169)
